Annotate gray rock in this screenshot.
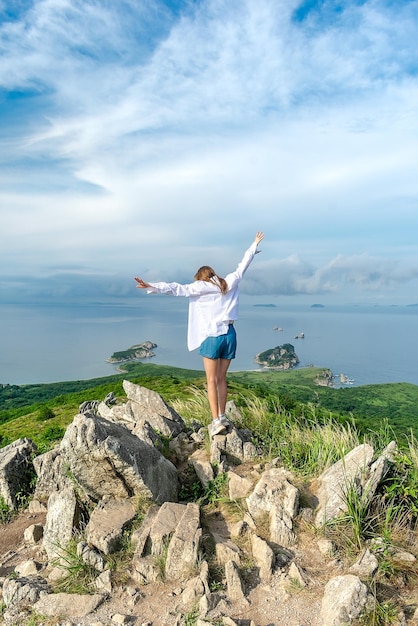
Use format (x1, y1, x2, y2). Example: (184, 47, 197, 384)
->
(33, 591, 105, 618)
(314, 443, 375, 527)
(228, 470, 253, 499)
(123, 380, 185, 437)
(212, 533, 241, 566)
(77, 541, 106, 572)
(320, 574, 370, 625)
(189, 449, 215, 488)
(59, 413, 178, 504)
(246, 468, 299, 547)
(251, 534, 274, 580)
(23, 523, 44, 545)
(0, 438, 37, 509)
(287, 561, 308, 587)
(147, 502, 187, 555)
(165, 502, 201, 581)
(43, 485, 81, 561)
(85, 496, 137, 554)
(2, 575, 50, 607)
(225, 559, 248, 604)
(210, 427, 257, 468)
(14, 560, 42, 576)
(348, 549, 379, 578)
(33, 447, 71, 503)
(362, 441, 397, 505)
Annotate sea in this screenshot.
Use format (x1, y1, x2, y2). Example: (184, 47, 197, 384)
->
(0, 295, 417, 388)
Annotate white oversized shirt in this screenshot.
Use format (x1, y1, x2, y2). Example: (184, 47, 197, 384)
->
(146, 241, 259, 351)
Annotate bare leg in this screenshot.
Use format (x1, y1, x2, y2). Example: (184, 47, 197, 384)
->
(216, 358, 232, 416)
(202, 357, 231, 419)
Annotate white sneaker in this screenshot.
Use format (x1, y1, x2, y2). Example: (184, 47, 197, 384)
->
(218, 414, 231, 428)
(210, 417, 227, 436)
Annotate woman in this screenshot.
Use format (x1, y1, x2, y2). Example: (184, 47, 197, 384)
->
(135, 231, 264, 436)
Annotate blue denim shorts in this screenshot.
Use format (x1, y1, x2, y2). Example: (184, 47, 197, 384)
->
(199, 324, 237, 360)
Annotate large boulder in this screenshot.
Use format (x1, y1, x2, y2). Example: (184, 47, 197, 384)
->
(59, 413, 178, 504)
(313, 444, 374, 527)
(32, 447, 71, 504)
(43, 485, 81, 561)
(320, 574, 371, 625)
(246, 468, 299, 548)
(0, 438, 37, 509)
(122, 380, 185, 437)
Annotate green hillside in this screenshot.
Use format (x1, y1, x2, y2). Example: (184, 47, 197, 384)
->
(1, 363, 417, 449)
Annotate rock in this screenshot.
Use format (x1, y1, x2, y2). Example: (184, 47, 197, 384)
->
(228, 470, 253, 499)
(317, 539, 336, 557)
(77, 541, 106, 572)
(0, 438, 37, 509)
(23, 523, 44, 545)
(2, 575, 51, 607)
(94, 569, 112, 593)
(348, 549, 379, 578)
(43, 485, 81, 561)
(130, 505, 160, 555)
(362, 441, 397, 505)
(246, 468, 299, 547)
(85, 496, 137, 554)
(169, 432, 198, 461)
(210, 427, 257, 468)
(165, 503, 202, 581)
(181, 560, 210, 609)
(212, 533, 241, 566)
(32, 447, 71, 503)
(251, 534, 274, 580)
(189, 449, 215, 487)
(131, 555, 160, 585)
(59, 412, 178, 504)
(33, 591, 105, 618)
(123, 380, 185, 437)
(14, 559, 42, 576)
(314, 443, 375, 527)
(225, 559, 248, 604)
(320, 574, 371, 626)
(287, 561, 308, 587)
(146, 502, 187, 556)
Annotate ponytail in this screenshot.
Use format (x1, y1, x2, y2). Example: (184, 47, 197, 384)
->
(194, 265, 228, 294)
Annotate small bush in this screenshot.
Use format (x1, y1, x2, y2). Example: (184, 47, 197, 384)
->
(37, 406, 55, 421)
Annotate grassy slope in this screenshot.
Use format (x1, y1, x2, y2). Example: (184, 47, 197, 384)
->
(1, 363, 417, 447)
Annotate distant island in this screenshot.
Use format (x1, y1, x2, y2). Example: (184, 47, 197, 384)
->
(311, 303, 325, 308)
(253, 304, 277, 308)
(107, 342, 157, 363)
(255, 343, 299, 370)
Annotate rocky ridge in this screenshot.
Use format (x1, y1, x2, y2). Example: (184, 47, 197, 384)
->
(0, 381, 417, 626)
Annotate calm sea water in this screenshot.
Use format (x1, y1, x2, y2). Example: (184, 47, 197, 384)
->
(0, 296, 417, 387)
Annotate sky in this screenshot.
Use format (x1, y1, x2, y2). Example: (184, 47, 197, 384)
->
(1, 0, 418, 305)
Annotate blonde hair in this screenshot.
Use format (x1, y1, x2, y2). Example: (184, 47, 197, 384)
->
(194, 265, 228, 294)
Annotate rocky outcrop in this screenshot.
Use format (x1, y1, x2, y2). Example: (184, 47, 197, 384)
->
(313, 442, 396, 527)
(107, 341, 157, 363)
(59, 412, 178, 504)
(0, 382, 412, 626)
(255, 343, 299, 369)
(0, 438, 37, 509)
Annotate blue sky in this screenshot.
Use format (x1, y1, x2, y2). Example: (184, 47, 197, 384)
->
(1, 0, 418, 304)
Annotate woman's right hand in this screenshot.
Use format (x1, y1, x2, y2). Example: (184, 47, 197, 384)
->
(254, 231, 264, 246)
